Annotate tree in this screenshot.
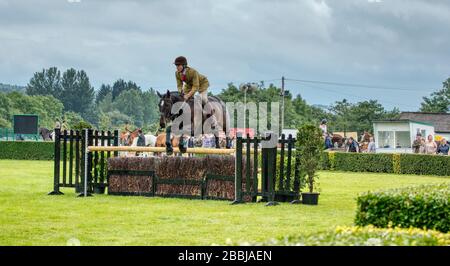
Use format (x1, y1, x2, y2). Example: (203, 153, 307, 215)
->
(26, 67, 62, 98)
(112, 90, 144, 127)
(141, 89, 160, 126)
(296, 124, 323, 193)
(106, 110, 133, 126)
(98, 92, 114, 113)
(327, 99, 399, 134)
(60, 69, 95, 118)
(420, 78, 450, 113)
(111, 79, 141, 100)
(96, 84, 112, 104)
(3, 91, 63, 128)
(0, 92, 11, 127)
(329, 99, 353, 133)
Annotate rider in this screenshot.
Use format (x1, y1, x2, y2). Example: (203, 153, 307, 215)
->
(174, 56, 218, 133)
(174, 56, 210, 105)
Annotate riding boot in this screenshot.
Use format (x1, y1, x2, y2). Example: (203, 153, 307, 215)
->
(226, 136, 232, 149)
(179, 134, 187, 153)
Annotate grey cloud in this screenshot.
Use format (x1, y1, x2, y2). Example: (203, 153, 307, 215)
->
(0, 0, 449, 110)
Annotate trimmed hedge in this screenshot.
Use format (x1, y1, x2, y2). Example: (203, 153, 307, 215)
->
(226, 226, 450, 246)
(333, 152, 393, 173)
(320, 151, 450, 176)
(355, 183, 450, 232)
(0, 141, 54, 160)
(398, 154, 450, 176)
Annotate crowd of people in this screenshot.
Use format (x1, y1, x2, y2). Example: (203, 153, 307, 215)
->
(412, 134, 449, 155)
(321, 119, 376, 153)
(320, 119, 449, 155)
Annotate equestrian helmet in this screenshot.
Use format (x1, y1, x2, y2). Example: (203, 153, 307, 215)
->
(174, 56, 187, 65)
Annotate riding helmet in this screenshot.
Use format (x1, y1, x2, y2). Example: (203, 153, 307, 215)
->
(174, 56, 188, 65)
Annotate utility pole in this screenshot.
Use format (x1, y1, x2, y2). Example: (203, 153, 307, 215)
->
(281, 76, 285, 135)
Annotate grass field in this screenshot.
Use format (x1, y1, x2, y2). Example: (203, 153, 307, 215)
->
(0, 160, 448, 246)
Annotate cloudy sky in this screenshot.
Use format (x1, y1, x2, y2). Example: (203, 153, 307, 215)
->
(1, 0, 449, 110)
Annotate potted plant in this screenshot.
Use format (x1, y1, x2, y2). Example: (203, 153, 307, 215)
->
(297, 123, 324, 205)
(93, 155, 107, 194)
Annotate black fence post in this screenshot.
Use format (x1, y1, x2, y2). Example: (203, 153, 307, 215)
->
(87, 129, 94, 193)
(113, 129, 119, 157)
(292, 146, 301, 204)
(264, 132, 279, 206)
(78, 129, 93, 197)
(231, 132, 244, 205)
(48, 128, 63, 195)
(252, 136, 258, 202)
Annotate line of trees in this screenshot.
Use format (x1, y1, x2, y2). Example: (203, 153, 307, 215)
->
(0, 66, 448, 135)
(1, 67, 160, 132)
(217, 83, 401, 134)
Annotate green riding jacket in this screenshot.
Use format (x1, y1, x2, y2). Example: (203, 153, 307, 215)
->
(175, 67, 209, 95)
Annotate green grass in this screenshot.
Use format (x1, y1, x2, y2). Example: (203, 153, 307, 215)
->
(0, 160, 448, 246)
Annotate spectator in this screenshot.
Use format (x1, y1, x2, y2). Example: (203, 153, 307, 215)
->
(202, 134, 215, 148)
(188, 137, 194, 148)
(437, 138, 449, 155)
(54, 118, 61, 130)
(324, 133, 333, 149)
(137, 129, 145, 146)
(412, 134, 422, 153)
(367, 137, 376, 153)
(419, 137, 426, 153)
(319, 119, 328, 137)
(424, 134, 437, 154)
(346, 137, 359, 153)
(61, 119, 68, 131)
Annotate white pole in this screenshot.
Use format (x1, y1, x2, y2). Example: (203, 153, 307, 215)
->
(84, 129, 88, 197)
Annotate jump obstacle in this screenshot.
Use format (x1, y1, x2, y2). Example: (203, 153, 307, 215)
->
(49, 128, 302, 204)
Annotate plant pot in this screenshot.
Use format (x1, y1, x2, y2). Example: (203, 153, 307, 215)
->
(75, 183, 82, 193)
(93, 184, 106, 194)
(301, 192, 320, 205)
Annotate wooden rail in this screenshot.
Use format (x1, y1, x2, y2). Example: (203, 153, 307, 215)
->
(87, 146, 237, 155)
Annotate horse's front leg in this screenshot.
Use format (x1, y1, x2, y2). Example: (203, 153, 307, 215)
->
(165, 126, 173, 155)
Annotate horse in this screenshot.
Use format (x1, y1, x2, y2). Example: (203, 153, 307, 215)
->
(331, 133, 345, 148)
(157, 90, 231, 149)
(359, 131, 373, 152)
(38, 127, 53, 141)
(144, 133, 157, 147)
(119, 126, 141, 146)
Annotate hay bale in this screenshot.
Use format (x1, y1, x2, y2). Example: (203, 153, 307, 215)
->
(156, 156, 206, 180)
(155, 156, 205, 197)
(107, 157, 158, 195)
(205, 155, 255, 201)
(108, 157, 158, 171)
(156, 184, 202, 198)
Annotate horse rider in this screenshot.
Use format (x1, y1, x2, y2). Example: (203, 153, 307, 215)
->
(173, 56, 218, 133)
(174, 56, 210, 104)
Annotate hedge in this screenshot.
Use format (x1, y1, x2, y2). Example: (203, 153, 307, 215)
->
(225, 226, 450, 246)
(320, 151, 450, 176)
(0, 141, 54, 160)
(355, 183, 450, 232)
(332, 152, 393, 173)
(398, 154, 450, 176)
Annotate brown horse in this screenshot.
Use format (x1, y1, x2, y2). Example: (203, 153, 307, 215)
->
(359, 131, 373, 152)
(155, 133, 180, 148)
(331, 133, 345, 148)
(120, 126, 141, 146)
(157, 90, 231, 149)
